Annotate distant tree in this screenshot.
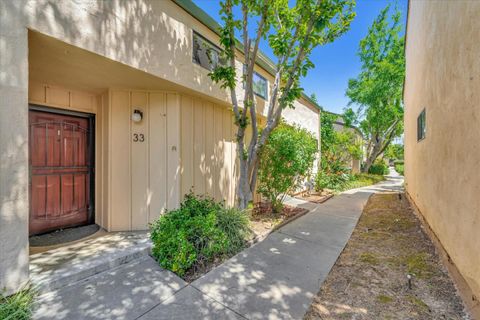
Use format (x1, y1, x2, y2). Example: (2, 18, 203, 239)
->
(210, 0, 355, 209)
(345, 5, 405, 173)
(320, 112, 361, 173)
(385, 143, 404, 160)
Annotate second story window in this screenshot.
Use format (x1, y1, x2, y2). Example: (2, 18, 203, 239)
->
(417, 108, 426, 141)
(192, 31, 222, 71)
(252, 72, 268, 99)
(243, 65, 268, 100)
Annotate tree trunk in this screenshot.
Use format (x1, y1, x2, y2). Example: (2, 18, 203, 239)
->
(362, 137, 382, 173)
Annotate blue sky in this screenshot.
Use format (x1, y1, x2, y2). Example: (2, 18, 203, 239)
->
(193, 0, 408, 114)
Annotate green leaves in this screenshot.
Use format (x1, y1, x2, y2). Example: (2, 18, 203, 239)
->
(258, 123, 318, 212)
(150, 193, 248, 277)
(320, 112, 362, 174)
(346, 5, 405, 171)
(210, 0, 356, 208)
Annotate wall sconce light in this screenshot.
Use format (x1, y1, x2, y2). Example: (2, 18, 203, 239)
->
(132, 109, 143, 123)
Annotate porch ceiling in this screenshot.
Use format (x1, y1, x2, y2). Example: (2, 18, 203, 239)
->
(28, 30, 181, 94)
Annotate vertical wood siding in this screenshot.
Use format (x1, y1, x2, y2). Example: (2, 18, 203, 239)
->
(180, 95, 238, 206)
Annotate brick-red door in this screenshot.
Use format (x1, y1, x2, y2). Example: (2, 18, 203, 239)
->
(29, 110, 93, 235)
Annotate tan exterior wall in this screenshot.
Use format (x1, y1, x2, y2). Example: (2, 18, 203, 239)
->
(180, 96, 239, 206)
(404, 1, 480, 299)
(0, 0, 319, 294)
(27, 83, 242, 231)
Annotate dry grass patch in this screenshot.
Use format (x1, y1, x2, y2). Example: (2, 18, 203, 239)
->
(304, 193, 467, 320)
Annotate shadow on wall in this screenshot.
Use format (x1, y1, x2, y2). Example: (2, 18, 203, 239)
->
(24, 0, 228, 98)
(2, 0, 235, 294)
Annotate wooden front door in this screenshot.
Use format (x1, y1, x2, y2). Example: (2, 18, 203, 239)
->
(29, 109, 94, 235)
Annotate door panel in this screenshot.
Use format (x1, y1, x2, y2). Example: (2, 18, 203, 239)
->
(29, 110, 93, 235)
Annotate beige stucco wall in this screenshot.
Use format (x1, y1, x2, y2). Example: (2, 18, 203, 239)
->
(0, 0, 319, 294)
(404, 1, 480, 298)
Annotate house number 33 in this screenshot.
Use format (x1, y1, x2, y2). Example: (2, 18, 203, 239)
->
(133, 133, 145, 142)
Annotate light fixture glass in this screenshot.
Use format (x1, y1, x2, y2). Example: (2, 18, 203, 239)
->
(132, 109, 143, 122)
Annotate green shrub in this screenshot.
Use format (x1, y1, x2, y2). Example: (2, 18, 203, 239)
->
(215, 207, 251, 254)
(368, 159, 389, 175)
(258, 123, 317, 212)
(395, 163, 404, 175)
(316, 172, 384, 192)
(0, 287, 36, 320)
(315, 171, 351, 191)
(347, 173, 385, 189)
(150, 193, 249, 276)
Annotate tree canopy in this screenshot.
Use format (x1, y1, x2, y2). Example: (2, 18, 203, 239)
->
(345, 5, 405, 172)
(210, 0, 356, 208)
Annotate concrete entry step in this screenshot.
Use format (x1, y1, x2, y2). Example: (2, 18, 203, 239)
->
(30, 231, 151, 293)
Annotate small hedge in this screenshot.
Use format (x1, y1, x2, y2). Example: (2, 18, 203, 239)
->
(315, 171, 351, 191)
(150, 193, 250, 277)
(368, 159, 389, 175)
(315, 172, 384, 193)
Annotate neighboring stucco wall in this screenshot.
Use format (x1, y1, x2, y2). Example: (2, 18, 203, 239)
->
(404, 1, 480, 298)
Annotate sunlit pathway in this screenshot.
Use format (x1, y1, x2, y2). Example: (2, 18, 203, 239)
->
(33, 170, 403, 320)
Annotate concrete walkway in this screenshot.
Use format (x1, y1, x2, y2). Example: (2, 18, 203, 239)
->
(33, 172, 403, 320)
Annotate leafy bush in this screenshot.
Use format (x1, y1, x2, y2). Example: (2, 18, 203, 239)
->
(258, 123, 317, 212)
(0, 287, 36, 320)
(215, 207, 251, 254)
(368, 159, 389, 175)
(321, 112, 363, 174)
(316, 172, 384, 192)
(150, 193, 249, 276)
(395, 163, 404, 176)
(315, 171, 351, 191)
(347, 173, 385, 189)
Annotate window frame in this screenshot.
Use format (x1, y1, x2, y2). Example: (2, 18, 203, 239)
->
(417, 108, 426, 141)
(192, 31, 223, 71)
(243, 65, 269, 100)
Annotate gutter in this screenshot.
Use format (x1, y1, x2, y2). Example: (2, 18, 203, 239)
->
(171, 0, 322, 111)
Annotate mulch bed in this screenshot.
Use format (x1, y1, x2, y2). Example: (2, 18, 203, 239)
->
(181, 202, 309, 283)
(248, 202, 309, 241)
(304, 193, 468, 320)
(295, 191, 334, 204)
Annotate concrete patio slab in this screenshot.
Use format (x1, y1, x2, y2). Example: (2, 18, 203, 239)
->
(30, 231, 151, 292)
(34, 256, 186, 320)
(139, 286, 245, 320)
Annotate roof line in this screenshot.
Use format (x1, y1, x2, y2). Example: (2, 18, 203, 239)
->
(171, 0, 322, 111)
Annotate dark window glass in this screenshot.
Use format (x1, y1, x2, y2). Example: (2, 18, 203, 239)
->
(417, 109, 426, 141)
(243, 65, 268, 100)
(192, 32, 223, 71)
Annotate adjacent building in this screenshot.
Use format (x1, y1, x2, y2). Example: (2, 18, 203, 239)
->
(404, 0, 480, 312)
(0, 0, 320, 294)
(324, 110, 364, 173)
